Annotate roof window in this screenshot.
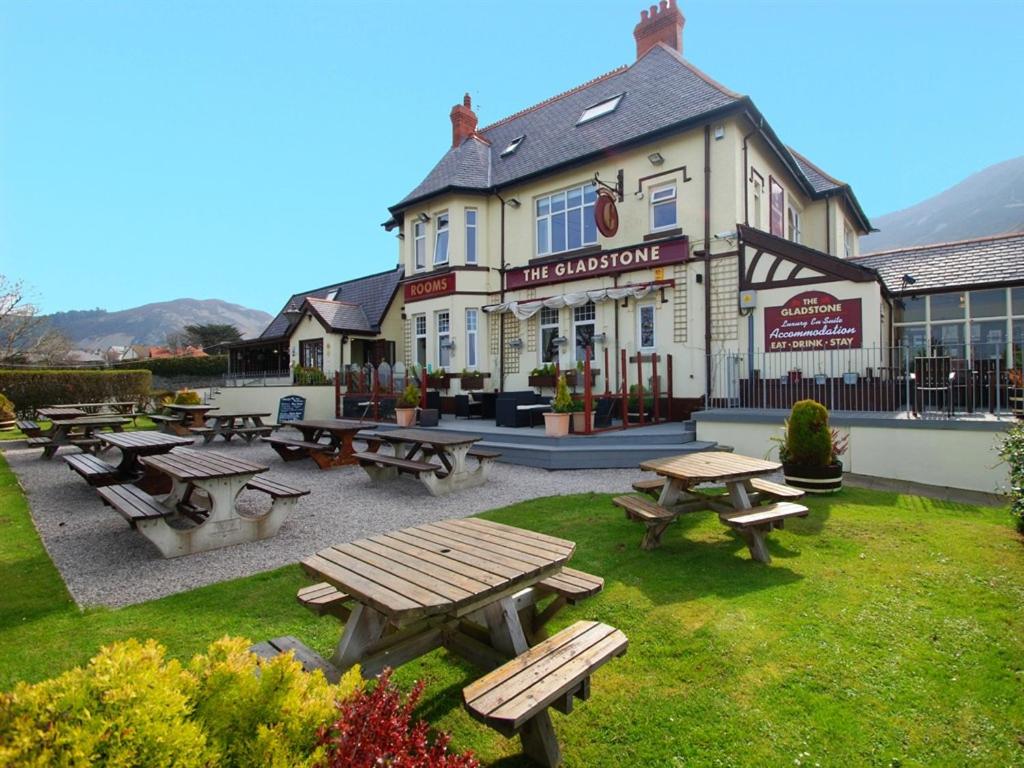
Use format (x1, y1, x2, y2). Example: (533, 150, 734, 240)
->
(326, 290, 338, 301)
(577, 93, 623, 125)
(500, 135, 525, 157)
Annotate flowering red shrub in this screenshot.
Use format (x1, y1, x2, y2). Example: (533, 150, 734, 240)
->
(316, 669, 478, 768)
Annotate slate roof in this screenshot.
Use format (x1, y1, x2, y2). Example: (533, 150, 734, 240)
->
(788, 148, 843, 195)
(259, 266, 404, 339)
(305, 298, 371, 333)
(852, 233, 1024, 293)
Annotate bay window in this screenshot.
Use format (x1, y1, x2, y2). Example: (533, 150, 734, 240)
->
(465, 208, 477, 264)
(413, 221, 426, 271)
(434, 212, 449, 265)
(436, 311, 451, 368)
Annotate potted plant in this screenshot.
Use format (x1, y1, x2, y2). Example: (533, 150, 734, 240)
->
(776, 399, 846, 493)
(426, 367, 452, 390)
(395, 382, 420, 427)
(569, 399, 593, 433)
(626, 384, 653, 423)
(528, 363, 557, 389)
(543, 375, 573, 437)
(459, 369, 488, 390)
(0, 393, 15, 431)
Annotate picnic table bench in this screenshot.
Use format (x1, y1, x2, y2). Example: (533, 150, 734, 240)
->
(195, 412, 273, 443)
(65, 431, 195, 492)
(262, 418, 371, 469)
(33, 415, 130, 459)
(151, 404, 218, 436)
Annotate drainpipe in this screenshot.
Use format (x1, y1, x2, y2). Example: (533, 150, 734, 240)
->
(825, 193, 832, 255)
(741, 124, 756, 226)
(703, 124, 712, 406)
(495, 192, 509, 392)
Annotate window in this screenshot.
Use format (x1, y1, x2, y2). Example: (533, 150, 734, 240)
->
(299, 339, 323, 370)
(769, 178, 784, 236)
(786, 202, 802, 244)
(536, 183, 597, 256)
(930, 292, 965, 321)
(326, 289, 338, 301)
(500, 135, 524, 157)
(465, 208, 477, 264)
(751, 176, 763, 229)
(577, 93, 623, 125)
(843, 224, 854, 259)
(436, 311, 451, 368)
(650, 183, 677, 231)
(540, 307, 559, 363)
(465, 309, 478, 368)
(573, 302, 596, 363)
(638, 304, 655, 350)
(414, 314, 427, 367)
(434, 213, 449, 265)
(413, 221, 426, 271)
(970, 288, 1006, 318)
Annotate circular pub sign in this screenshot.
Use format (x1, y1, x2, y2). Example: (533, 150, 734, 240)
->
(594, 189, 619, 237)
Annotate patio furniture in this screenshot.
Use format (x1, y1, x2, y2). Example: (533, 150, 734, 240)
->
(495, 391, 551, 428)
(194, 411, 273, 443)
(454, 393, 482, 419)
(32, 416, 130, 459)
(263, 418, 370, 469)
(67, 430, 194, 491)
(154, 404, 219, 436)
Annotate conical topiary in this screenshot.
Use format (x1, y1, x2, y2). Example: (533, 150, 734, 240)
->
(785, 399, 833, 468)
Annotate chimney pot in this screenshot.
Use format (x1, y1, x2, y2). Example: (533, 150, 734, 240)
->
(450, 92, 478, 149)
(634, 0, 685, 59)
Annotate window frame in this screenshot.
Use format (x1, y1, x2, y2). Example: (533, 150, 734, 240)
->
(649, 182, 677, 232)
(535, 182, 598, 257)
(786, 198, 802, 244)
(638, 303, 656, 350)
(576, 93, 623, 125)
(572, 302, 596, 364)
(413, 221, 426, 271)
(436, 310, 451, 368)
(433, 212, 449, 266)
(769, 177, 785, 237)
(751, 171, 763, 229)
(413, 314, 427, 367)
(539, 306, 560, 364)
(299, 338, 324, 370)
(843, 223, 854, 259)
(465, 208, 477, 265)
(465, 308, 478, 369)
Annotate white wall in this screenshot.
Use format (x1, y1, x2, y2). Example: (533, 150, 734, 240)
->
(208, 385, 337, 421)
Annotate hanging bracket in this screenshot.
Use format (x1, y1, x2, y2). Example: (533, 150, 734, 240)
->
(593, 169, 624, 202)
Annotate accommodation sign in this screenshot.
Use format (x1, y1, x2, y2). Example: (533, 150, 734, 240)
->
(505, 238, 688, 290)
(404, 273, 455, 303)
(764, 290, 862, 351)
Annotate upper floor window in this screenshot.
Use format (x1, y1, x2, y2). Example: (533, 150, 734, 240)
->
(843, 224, 854, 259)
(500, 135, 524, 157)
(413, 221, 426, 270)
(769, 178, 785, 237)
(786, 202, 802, 244)
(536, 183, 597, 256)
(434, 213, 449, 265)
(650, 183, 677, 231)
(751, 172, 763, 229)
(465, 209, 477, 264)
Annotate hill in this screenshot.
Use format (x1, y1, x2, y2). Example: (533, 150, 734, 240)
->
(42, 299, 273, 349)
(861, 156, 1024, 253)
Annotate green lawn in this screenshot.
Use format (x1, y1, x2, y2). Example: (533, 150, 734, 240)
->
(0, 414, 160, 441)
(1, 452, 1022, 767)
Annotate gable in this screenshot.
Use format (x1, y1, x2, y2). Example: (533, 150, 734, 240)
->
(738, 225, 881, 292)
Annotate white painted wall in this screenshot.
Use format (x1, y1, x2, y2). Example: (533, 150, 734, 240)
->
(695, 417, 1011, 494)
(208, 386, 337, 421)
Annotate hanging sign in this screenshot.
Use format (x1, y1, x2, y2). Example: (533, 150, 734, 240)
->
(594, 190, 619, 237)
(404, 273, 456, 302)
(764, 290, 862, 351)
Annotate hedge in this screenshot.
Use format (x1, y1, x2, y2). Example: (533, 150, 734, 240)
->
(115, 355, 228, 377)
(0, 369, 152, 417)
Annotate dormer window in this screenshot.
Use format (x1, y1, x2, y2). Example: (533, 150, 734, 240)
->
(577, 94, 623, 125)
(500, 135, 525, 157)
(326, 290, 338, 301)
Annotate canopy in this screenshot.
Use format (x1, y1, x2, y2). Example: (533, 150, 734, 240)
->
(483, 284, 658, 320)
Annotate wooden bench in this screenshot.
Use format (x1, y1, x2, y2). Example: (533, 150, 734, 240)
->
(97, 483, 172, 527)
(26, 436, 52, 447)
(463, 620, 628, 767)
(262, 435, 334, 461)
(65, 453, 120, 486)
(352, 451, 440, 478)
(720, 501, 809, 563)
(296, 582, 352, 619)
(633, 475, 804, 502)
(16, 419, 41, 437)
(612, 494, 676, 550)
(242, 474, 310, 519)
(249, 635, 340, 681)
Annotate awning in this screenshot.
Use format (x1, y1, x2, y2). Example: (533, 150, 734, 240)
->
(483, 283, 660, 319)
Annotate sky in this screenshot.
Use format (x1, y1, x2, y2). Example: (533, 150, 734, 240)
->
(2, 0, 1022, 315)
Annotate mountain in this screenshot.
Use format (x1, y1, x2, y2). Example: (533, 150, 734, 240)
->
(42, 299, 273, 349)
(860, 156, 1024, 253)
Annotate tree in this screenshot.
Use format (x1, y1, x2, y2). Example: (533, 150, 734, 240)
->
(0, 275, 46, 362)
(182, 323, 243, 352)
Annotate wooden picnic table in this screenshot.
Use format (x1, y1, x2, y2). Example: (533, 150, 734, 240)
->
(152, 404, 219, 436)
(263, 418, 371, 469)
(96, 430, 195, 492)
(33, 415, 130, 459)
(355, 427, 496, 496)
(620, 451, 809, 562)
(36, 407, 88, 421)
(196, 411, 272, 444)
(56, 401, 137, 415)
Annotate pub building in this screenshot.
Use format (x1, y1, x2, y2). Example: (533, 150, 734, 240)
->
(382, 0, 884, 415)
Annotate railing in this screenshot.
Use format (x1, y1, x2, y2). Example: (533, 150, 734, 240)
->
(707, 345, 1022, 418)
(221, 369, 329, 387)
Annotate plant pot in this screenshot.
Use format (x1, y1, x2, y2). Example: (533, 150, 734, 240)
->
(543, 412, 570, 437)
(460, 375, 485, 390)
(570, 411, 594, 433)
(529, 375, 557, 389)
(395, 407, 417, 427)
(783, 461, 843, 494)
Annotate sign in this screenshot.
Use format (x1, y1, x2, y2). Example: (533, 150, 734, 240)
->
(404, 272, 455, 303)
(764, 290, 862, 351)
(276, 395, 306, 424)
(505, 237, 688, 290)
(595, 190, 619, 237)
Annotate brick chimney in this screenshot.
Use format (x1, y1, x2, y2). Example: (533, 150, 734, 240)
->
(450, 93, 478, 148)
(634, 0, 685, 59)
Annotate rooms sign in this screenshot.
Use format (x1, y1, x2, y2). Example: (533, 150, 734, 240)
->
(764, 290, 862, 351)
(404, 273, 455, 303)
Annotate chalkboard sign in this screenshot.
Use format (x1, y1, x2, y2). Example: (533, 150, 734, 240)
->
(277, 395, 306, 424)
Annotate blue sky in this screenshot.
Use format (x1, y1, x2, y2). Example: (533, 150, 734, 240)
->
(2, 0, 1022, 315)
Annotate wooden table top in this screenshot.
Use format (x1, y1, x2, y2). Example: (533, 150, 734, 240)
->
(207, 412, 271, 420)
(37, 407, 88, 419)
(291, 418, 372, 432)
(640, 451, 781, 484)
(99, 431, 194, 450)
(141, 447, 267, 480)
(59, 401, 135, 408)
(55, 415, 131, 427)
(378, 428, 482, 447)
(164, 404, 218, 412)
(302, 518, 575, 623)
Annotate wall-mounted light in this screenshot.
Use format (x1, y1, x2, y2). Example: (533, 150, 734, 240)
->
(507, 338, 523, 350)
(552, 336, 568, 345)
(396, 232, 405, 240)
(507, 198, 521, 208)
(283, 305, 302, 322)
(592, 333, 608, 344)
(417, 212, 431, 223)
(647, 152, 664, 166)
(634, 190, 644, 201)
(439, 339, 455, 350)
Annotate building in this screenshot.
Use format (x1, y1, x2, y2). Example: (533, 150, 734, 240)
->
(383, 0, 882, 414)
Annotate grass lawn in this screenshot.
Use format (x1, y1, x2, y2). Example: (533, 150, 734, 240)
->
(0, 415, 160, 441)
(1, 452, 1022, 767)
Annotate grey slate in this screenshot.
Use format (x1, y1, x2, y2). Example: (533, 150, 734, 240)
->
(789, 148, 842, 195)
(305, 298, 371, 333)
(853, 233, 1024, 293)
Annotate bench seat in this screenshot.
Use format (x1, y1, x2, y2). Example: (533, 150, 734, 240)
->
(26, 436, 53, 446)
(352, 451, 439, 476)
(537, 567, 604, 604)
(463, 620, 627, 763)
(189, 426, 214, 434)
(146, 414, 179, 422)
(296, 582, 351, 618)
(631, 477, 665, 497)
(722, 501, 809, 529)
(97, 484, 172, 527)
(749, 477, 805, 500)
(612, 494, 674, 522)
(245, 475, 310, 499)
(467, 447, 502, 460)
(262, 436, 331, 452)
(65, 453, 120, 486)
(249, 635, 339, 681)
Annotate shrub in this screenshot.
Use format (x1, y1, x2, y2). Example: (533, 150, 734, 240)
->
(998, 421, 1024, 532)
(317, 669, 478, 768)
(0, 637, 361, 768)
(783, 399, 834, 467)
(293, 366, 330, 385)
(0, 369, 152, 417)
(0, 393, 13, 421)
(116, 355, 228, 377)
(552, 374, 574, 413)
(173, 388, 202, 405)
(398, 382, 421, 408)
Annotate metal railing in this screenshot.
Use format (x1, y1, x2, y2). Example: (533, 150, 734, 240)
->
(707, 345, 1022, 418)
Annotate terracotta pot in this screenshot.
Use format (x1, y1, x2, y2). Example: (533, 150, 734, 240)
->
(395, 407, 417, 427)
(570, 411, 594, 433)
(543, 412, 570, 437)
(783, 461, 843, 494)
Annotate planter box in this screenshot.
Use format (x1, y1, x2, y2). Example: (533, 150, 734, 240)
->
(565, 369, 600, 388)
(459, 373, 490, 390)
(426, 374, 454, 390)
(783, 462, 843, 494)
(529, 375, 558, 389)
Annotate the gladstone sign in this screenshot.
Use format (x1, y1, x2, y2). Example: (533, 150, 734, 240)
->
(505, 238, 688, 290)
(764, 290, 862, 351)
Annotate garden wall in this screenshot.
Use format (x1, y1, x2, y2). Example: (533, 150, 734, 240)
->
(694, 410, 1011, 494)
(207, 385, 336, 420)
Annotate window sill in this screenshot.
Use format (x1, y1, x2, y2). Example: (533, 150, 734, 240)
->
(643, 228, 683, 242)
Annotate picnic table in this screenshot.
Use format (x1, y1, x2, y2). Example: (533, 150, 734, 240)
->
(151, 404, 219, 436)
(96, 447, 307, 557)
(615, 451, 809, 562)
(31, 415, 130, 459)
(65, 431, 195, 492)
(195, 411, 273, 443)
(354, 427, 499, 496)
(57, 401, 138, 415)
(262, 418, 371, 469)
(36, 407, 88, 421)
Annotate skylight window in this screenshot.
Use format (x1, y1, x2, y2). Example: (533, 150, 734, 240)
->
(500, 135, 525, 157)
(577, 93, 623, 125)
